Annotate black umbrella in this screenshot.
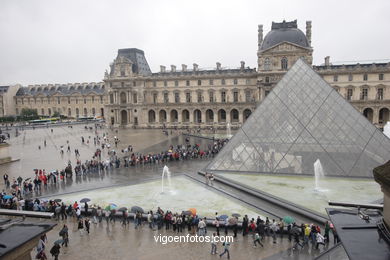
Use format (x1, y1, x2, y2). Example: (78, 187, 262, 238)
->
(25, 177, 31, 181)
(291, 226, 301, 236)
(182, 210, 192, 216)
(11, 184, 18, 189)
(54, 199, 62, 203)
(118, 207, 128, 212)
(131, 206, 144, 213)
(80, 198, 91, 203)
(232, 213, 241, 218)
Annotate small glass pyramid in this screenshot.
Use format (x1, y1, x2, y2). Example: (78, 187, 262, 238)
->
(207, 59, 390, 177)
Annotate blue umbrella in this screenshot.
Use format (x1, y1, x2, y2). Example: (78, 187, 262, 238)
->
(3, 195, 12, 199)
(219, 215, 228, 220)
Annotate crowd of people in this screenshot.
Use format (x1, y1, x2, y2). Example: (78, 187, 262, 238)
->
(11, 196, 338, 259)
(0, 124, 339, 259)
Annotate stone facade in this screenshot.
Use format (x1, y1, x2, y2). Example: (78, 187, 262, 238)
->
(9, 20, 390, 129)
(0, 84, 21, 117)
(14, 83, 106, 119)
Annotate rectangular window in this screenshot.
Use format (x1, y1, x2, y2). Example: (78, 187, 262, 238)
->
(92, 97, 94, 103)
(68, 97, 71, 104)
(186, 80, 190, 86)
(379, 73, 384, 80)
(153, 93, 157, 104)
(175, 80, 178, 87)
(84, 98, 87, 104)
(363, 74, 368, 81)
(265, 77, 270, 83)
(197, 93, 202, 103)
(57, 97, 60, 104)
(100, 96, 103, 104)
(164, 93, 169, 103)
(221, 91, 226, 103)
(348, 74, 353, 81)
(133, 93, 137, 103)
(209, 92, 214, 103)
(246, 79, 250, 85)
(153, 81, 156, 87)
(121, 82, 124, 87)
(197, 80, 201, 86)
(245, 91, 251, 102)
(209, 79, 213, 85)
(221, 79, 225, 85)
(186, 92, 191, 102)
(361, 88, 368, 100)
(76, 98, 78, 104)
(174, 93, 180, 103)
(233, 91, 238, 102)
(333, 75, 338, 82)
(346, 89, 353, 100)
(233, 79, 238, 85)
(377, 88, 384, 100)
(164, 81, 167, 87)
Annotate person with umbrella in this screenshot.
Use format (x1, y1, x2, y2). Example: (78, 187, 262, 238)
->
(292, 224, 303, 250)
(59, 224, 69, 247)
(49, 242, 60, 260)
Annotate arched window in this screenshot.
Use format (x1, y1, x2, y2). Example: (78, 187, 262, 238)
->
(281, 57, 288, 70)
(68, 108, 71, 116)
(92, 108, 96, 115)
(76, 108, 79, 117)
(264, 58, 271, 71)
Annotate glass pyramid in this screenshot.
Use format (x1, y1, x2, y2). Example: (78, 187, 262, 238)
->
(207, 59, 390, 177)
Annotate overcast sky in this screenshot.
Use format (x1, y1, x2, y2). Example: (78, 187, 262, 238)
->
(0, 0, 389, 86)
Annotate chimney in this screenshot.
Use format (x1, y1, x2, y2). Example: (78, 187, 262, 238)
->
(240, 61, 245, 70)
(216, 62, 221, 70)
(171, 65, 176, 72)
(193, 63, 199, 71)
(258, 24, 263, 50)
(181, 64, 187, 71)
(160, 65, 166, 73)
(306, 21, 312, 46)
(324, 56, 330, 67)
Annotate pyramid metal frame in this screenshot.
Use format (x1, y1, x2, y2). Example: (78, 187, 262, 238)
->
(206, 59, 390, 177)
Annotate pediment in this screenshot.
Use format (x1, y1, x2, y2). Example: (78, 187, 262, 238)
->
(261, 41, 311, 54)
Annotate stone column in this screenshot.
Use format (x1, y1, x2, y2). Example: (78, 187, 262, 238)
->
(155, 110, 160, 124)
(213, 110, 218, 124)
(189, 110, 194, 123)
(201, 110, 205, 124)
(373, 107, 379, 124)
(178, 110, 182, 124)
(166, 109, 171, 124)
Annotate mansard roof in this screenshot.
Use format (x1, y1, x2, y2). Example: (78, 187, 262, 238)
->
(15, 83, 105, 97)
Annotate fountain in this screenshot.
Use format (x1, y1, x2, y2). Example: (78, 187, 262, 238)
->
(161, 165, 171, 193)
(384, 121, 390, 138)
(226, 122, 231, 138)
(314, 159, 325, 192)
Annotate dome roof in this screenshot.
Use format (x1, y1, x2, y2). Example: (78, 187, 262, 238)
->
(260, 20, 310, 51)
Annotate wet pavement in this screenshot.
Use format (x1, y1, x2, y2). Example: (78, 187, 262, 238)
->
(0, 124, 334, 259)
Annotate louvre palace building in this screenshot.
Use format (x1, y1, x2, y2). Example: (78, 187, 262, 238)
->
(11, 20, 390, 130)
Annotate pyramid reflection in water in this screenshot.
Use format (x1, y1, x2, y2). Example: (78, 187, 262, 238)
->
(207, 59, 390, 177)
